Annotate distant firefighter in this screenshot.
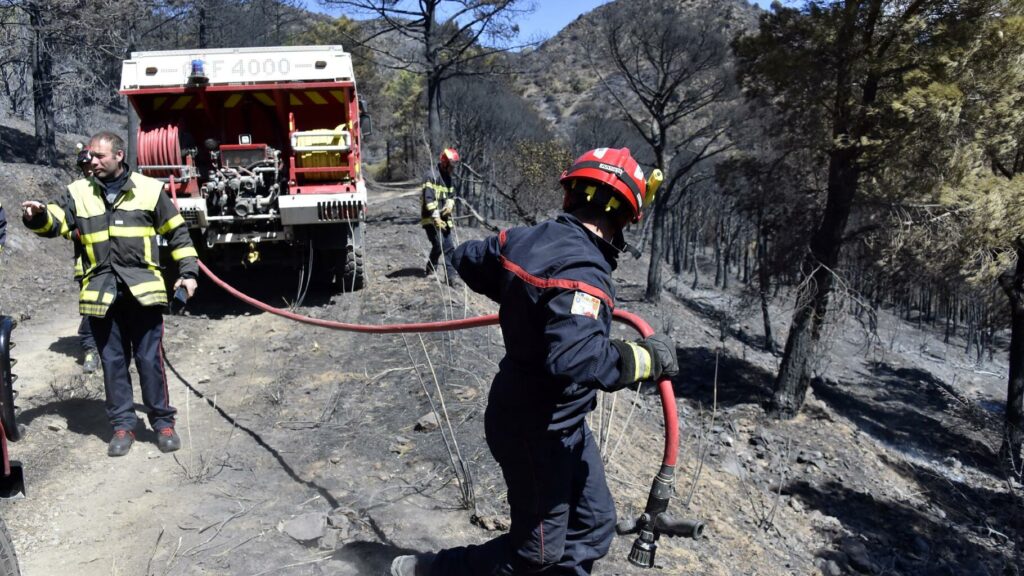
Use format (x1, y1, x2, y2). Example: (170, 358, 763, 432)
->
(421, 147, 460, 286)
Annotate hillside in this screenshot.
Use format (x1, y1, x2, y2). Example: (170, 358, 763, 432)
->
(513, 0, 761, 134)
(0, 117, 1015, 575)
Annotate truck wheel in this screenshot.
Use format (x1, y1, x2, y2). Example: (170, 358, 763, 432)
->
(0, 317, 18, 443)
(340, 246, 364, 292)
(0, 516, 22, 576)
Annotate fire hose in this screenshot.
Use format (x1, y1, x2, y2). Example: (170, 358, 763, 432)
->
(167, 175, 702, 567)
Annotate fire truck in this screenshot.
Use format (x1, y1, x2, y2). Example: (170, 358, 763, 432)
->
(119, 46, 370, 293)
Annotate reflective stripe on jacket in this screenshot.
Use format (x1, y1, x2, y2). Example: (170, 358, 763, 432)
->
(27, 172, 198, 316)
(420, 167, 455, 226)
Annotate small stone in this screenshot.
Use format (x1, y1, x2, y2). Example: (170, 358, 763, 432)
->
(819, 559, 843, 576)
(415, 412, 440, 432)
(841, 539, 876, 574)
(471, 515, 510, 532)
(46, 417, 68, 432)
(280, 512, 327, 544)
(318, 528, 339, 550)
(797, 450, 824, 463)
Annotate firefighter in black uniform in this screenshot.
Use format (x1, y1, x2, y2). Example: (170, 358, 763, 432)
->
(22, 131, 198, 457)
(421, 147, 459, 285)
(392, 148, 679, 576)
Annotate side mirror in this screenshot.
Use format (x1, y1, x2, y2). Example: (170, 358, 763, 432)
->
(359, 113, 373, 138)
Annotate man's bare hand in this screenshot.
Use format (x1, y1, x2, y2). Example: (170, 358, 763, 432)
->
(22, 201, 46, 219)
(174, 277, 198, 298)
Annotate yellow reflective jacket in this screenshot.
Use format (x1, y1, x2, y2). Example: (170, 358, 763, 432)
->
(27, 171, 198, 317)
(420, 168, 456, 227)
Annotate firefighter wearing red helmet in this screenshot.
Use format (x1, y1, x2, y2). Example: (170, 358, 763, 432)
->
(420, 147, 460, 285)
(392, 148, 679, 576)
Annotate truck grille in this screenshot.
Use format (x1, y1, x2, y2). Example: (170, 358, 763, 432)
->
(317, 200, 361, 221)
(180, 208, 203, 226)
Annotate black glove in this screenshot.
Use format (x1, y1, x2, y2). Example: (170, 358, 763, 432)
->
(642, 333, 679, 378)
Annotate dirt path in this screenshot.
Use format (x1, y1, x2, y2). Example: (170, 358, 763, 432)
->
(5, 298, 370, 575)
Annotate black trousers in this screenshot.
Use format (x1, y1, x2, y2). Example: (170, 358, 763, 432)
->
(431, 419, 616, 575)
(424, 225, 457, 280)
(78, 316, 96, 352)
(89, 297, 176, 432)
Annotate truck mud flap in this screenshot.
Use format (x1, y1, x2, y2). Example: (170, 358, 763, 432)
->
(0, 462, 24, 500)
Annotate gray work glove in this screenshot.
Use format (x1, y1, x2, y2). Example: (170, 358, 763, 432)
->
(642, 333, 679, 378)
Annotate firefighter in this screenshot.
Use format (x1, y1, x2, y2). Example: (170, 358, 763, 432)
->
(391, 148, 679, 576)
(21, 131, 199, 457)
(421, 147, 459, 285)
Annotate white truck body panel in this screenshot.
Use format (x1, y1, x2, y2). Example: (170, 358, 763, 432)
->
(121, 46, 354, 90)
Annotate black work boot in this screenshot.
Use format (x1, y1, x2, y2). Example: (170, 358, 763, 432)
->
(82, 349, 99, 374)
(390, 553, 436, 576)
(157, 427, 181, 453)
(108, 430, 135, 457)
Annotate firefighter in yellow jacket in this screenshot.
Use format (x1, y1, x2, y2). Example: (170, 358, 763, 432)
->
(421, 147, 459, 285)
(22, 131, 198, 457)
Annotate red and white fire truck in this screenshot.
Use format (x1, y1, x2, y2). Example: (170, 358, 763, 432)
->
(120, 45, 371, 292)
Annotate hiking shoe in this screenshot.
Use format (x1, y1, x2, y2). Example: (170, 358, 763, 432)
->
(157, 427, 181, 453)
(391, 553, 436, 576)
(108, 430, 135, 457)
(82, 350, 99, 374)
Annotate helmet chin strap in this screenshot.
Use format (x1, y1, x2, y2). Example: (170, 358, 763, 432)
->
(612, 230, 643, 259)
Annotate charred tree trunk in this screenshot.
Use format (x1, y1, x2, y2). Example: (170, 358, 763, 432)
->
(770, 145, 860, 418)
(28, 1, 56, 166)
(426, 73, 442, 154)
(757, 227, 776, 354)
(645, 148, 669, 302)
(999, 243, 1024, 473)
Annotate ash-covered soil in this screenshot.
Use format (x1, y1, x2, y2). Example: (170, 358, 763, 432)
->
(0, 143, 1018, 575)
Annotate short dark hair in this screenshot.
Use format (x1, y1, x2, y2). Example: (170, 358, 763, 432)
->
(89, 131, 125, 154)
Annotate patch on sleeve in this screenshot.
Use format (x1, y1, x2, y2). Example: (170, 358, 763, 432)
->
(570, 291, 601, 319)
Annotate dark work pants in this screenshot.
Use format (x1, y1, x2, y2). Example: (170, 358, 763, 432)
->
(78, 316, 96, 352)
(424, 225, 457, 280)
(89, 297, 176, 432)
(431, 418, 616, 575)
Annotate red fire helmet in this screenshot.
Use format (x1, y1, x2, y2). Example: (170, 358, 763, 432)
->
(439, 147, 460, 169)
(560, 147, 647, 222)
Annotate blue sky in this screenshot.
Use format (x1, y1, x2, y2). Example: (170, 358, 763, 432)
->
(310, 1, 781, 43)
(510, 1, 778, 41)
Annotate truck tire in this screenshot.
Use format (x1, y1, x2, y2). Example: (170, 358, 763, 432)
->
(341, 246, 365, 292)
(0, 516, 22, 576)
(0, 317, 18, 443)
